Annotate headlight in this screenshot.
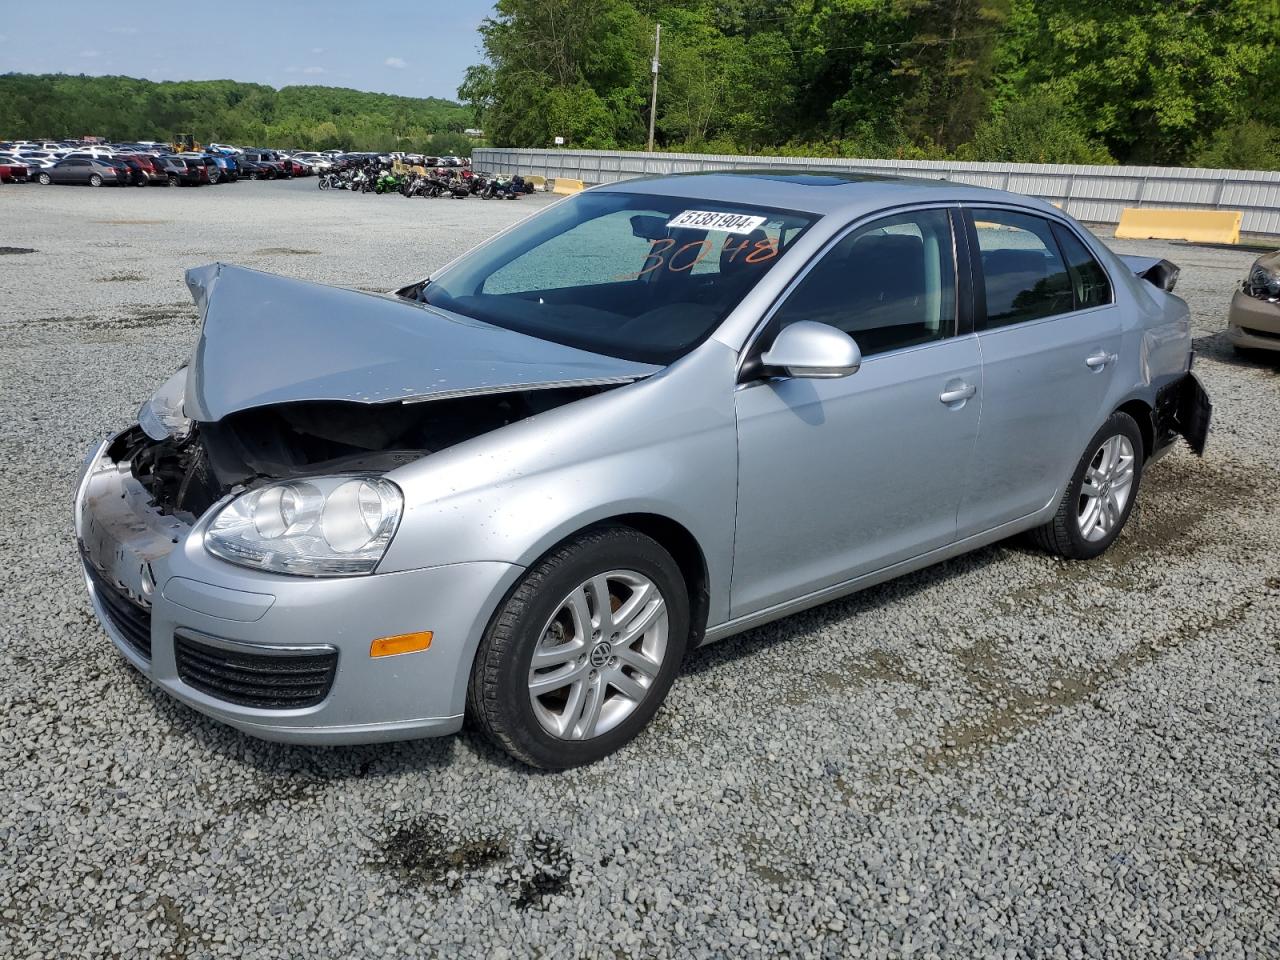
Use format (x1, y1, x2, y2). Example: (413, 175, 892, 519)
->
(1245, 262, 1280, 301)
(205, 476, 403, 577)
(138, 367, 192, 441)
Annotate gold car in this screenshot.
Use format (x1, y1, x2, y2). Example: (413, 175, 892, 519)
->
(1228, 250, 1280, 354)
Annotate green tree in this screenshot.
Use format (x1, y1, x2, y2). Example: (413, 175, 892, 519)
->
(0, 73, 470, 149)
(1192, 121, 1280, 171)
(476, 0, 649, 147)
(457, 64, 496, 130)
(958, 89, 1114, 163)
(997, 0, 1280, 164)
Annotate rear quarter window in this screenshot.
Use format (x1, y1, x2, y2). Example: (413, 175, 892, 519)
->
(1052, 224, 1113, 309)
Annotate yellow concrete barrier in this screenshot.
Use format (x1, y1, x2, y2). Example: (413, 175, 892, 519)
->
(552, 177, 585, 195)
(1115, 207, 1242, 245)
(526, 174, 547, 191)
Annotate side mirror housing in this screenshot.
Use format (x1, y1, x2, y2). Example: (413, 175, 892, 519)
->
(759, 321, 862, 379)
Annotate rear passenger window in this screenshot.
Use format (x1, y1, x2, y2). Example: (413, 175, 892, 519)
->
(1052, 224, 1112, 309)
(971, 210, 1072, 328)
(772, 209, 956, 356)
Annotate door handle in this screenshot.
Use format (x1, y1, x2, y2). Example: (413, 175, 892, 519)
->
(939, 382, 977, 405)
(1085, 351, 1117, 370)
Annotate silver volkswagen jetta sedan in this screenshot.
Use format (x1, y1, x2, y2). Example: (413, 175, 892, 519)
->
(75, 171, 1211, 768)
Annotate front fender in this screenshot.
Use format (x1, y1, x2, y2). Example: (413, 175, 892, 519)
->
(379, 341, 741, 627)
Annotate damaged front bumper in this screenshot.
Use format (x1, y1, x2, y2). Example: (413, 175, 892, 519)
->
(74, 431, 523, 745)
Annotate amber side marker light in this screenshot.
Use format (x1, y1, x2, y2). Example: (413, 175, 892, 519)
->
(370, 631, 433, 658)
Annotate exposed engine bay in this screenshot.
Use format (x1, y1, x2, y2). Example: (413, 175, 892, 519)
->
(114, 386, 610, 521)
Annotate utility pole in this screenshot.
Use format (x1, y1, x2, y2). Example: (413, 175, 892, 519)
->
(647, 23, 661, 153)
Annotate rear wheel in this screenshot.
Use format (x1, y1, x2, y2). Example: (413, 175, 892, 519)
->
(468, 525, 689, 769)
(1031, 411, 1143, 560)
(37, 172, 51, 185)
(167, 175, 180, 187)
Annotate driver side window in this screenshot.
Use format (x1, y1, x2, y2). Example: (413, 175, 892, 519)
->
(771, 209, 957, 356)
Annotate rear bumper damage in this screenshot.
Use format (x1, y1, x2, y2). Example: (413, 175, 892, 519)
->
(1152, 369, 1212, 458)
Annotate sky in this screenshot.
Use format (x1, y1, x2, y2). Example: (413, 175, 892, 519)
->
(0, 0, 494, 101)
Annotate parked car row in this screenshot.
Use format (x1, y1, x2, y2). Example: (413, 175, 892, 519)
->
(1, 139, 471, 190)
(0, 138, 332, 187)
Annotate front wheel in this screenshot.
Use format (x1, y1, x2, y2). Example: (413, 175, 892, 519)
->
(89, 174, 103, 187)
(1031, 411, 1144, 560)
(38, 173, 52, 185)
(167, 175, 180, 187)
(468, 525, 689, 769)
(318, 176, 330, 190)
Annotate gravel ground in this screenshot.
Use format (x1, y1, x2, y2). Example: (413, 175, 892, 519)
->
(1, 178, 1278, 959)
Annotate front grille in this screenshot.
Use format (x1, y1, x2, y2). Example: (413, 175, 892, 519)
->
(174, 635, 338, 709)
(85, 563, 152, 660)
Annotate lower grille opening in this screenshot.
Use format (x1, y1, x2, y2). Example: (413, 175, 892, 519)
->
(1241, 325, 1280, 342)
(85, 562, 152, 660)
(175, 634, 338, 709)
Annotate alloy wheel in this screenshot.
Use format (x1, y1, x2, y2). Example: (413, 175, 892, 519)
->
(527, 570, 669, 741)
(1077, 434, 1135, 542)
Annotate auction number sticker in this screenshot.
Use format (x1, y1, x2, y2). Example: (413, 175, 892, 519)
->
(667, 210, 768, 234)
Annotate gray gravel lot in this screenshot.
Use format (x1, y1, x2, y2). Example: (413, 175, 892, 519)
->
(1, 178, 1278, 959)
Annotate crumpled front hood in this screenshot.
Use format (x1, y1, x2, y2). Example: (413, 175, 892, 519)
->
(183, 263, 660, 422)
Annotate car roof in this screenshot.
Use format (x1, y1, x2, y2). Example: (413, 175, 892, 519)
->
(593, 169, 1061, 219)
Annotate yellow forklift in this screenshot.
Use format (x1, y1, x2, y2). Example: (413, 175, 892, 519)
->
(169, 133, 202, 154)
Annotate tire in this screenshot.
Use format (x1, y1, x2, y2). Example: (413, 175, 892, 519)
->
(38, 173, 51, 185)
(167, 175, 180, 188)
(318, 177, 330, 190)
(468, 524, 690, 769)
(89, 174, 102, 187)
(1031, 411, 1144, 560)
(250, 171, 261, 181)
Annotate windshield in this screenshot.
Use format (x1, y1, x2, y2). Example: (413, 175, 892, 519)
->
(421, 191, 815, 364)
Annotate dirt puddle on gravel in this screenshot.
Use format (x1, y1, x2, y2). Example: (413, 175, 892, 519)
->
(22, 303, 197, 330)
(375, 816, 572, 909)
(921, 452, 1273, 772)
(922, 590, 1259, 772)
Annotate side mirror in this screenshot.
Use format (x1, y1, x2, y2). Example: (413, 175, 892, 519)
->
(760, 321, 862, 379)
